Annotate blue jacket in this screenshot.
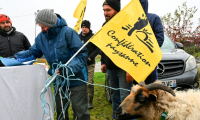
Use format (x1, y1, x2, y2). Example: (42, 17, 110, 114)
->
(140, 0, 164, 84)
(15, 14, 88, 87)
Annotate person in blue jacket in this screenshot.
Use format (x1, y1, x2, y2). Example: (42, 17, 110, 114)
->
(14, 9, 90, 120)
(140, 0, 164, 84)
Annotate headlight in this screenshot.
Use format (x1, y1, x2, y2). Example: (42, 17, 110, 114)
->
(185, 55, 196, 72)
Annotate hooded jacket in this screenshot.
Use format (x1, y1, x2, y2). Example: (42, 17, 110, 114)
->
(140, 0, 164, 84)
(140, 0, 164, 47)
(0, 27, 31, 57)
(14, 14, 88, 87)
(79, 30, 100, 66)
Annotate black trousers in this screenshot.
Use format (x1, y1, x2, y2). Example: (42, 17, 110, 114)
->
(55, 87, 69, 120)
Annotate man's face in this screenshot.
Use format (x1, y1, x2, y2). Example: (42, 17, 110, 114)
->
(103, 5, 118, 22)
(0, 20, 12, 32)
(38, 23, 50, 33)
(81, 26, 90, 35)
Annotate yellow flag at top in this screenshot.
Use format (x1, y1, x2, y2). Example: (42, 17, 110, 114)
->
(89, 0, 162, 83)
(73, 0, 87, 33)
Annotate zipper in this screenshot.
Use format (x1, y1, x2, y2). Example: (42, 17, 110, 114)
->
(7, 36, 13, 56)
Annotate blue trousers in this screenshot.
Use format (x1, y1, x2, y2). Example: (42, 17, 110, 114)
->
(107, 69, 133, 119)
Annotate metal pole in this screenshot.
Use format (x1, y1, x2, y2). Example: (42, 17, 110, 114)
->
(34, 11, 37, 38)
(41, 40, 90, 93)
(59, 88, 65, 119)
(34, 10, 39, 38)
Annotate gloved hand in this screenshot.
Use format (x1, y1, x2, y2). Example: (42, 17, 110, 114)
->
(57, 67, 67, 77)
(17, 58, 28, 62)
(16, 55, 36, 62)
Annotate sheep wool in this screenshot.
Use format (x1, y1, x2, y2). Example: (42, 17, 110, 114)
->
(116, 82, 200, 120)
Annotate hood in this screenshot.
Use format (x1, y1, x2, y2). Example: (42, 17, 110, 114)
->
(43, 14, 68, 40)
(140, 0, 148, 14)
(162, 48, 185, 54)
(162, 48, 190, 62)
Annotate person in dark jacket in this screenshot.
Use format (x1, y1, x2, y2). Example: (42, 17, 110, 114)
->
(14, 9, 90, 120)
(79, 20, 100, 109)
(101, 1, 133, 120)
(0, 14, 31, 57)
(139, 0, 164, 84)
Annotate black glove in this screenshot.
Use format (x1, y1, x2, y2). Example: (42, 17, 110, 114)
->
(59, 67, 67, 77)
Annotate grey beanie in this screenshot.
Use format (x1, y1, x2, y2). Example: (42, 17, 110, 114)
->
(35, 9, 57, 27)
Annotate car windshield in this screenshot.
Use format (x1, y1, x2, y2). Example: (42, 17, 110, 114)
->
(161, 34, 175, 52)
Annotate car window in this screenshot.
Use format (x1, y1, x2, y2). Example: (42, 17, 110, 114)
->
(161, 34, 175, 52)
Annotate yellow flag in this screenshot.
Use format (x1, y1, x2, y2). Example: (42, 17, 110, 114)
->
(89, 0, 162, 83)
(73, 0, 87, 33)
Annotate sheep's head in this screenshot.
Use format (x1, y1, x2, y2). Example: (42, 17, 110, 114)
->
(115, 81, 175, 120)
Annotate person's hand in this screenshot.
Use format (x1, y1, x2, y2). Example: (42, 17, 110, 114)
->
(101, 64, 107, 73)
(16, 55, 35, 62)
(88, 57, 91, 61)
(126, 73, 134, 84)
(56, 69, 60, 75)
(17, 58, 27, 62)
(56, 67, 67, 77)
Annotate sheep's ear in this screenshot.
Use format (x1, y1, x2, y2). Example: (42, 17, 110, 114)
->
(149, 94, 157, 101)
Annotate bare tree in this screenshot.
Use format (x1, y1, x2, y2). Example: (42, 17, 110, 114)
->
(161, 2, 200, 46)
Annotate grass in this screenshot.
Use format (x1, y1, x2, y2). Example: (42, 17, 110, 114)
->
(89, 72, 113, 120)
(95, 55, 101, 62)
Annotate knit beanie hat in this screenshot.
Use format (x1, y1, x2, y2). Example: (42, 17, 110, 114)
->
(0, 14, 12, 24)
(35, 9, 57, 27)
(81, 20, 91, 29)
(103, 0, 121, 12)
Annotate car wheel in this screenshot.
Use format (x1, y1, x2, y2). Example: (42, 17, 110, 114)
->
(105, 73, 112, 103)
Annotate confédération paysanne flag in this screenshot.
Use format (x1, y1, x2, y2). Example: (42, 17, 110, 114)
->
(89, 0, 162, 83)
(73, 0, 87, 33)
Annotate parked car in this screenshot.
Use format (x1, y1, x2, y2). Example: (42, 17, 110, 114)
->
(105, 33, 199, 102)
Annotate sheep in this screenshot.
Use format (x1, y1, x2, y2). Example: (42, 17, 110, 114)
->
(115, 81, 200, 120)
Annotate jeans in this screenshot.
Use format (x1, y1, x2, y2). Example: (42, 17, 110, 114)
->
(107, 69, 133, 119)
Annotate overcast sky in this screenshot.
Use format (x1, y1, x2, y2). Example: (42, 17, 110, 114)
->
(1, 0, 200, 45)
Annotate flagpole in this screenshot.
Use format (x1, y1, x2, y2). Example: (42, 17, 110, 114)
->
(41, 40, 90, 93)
